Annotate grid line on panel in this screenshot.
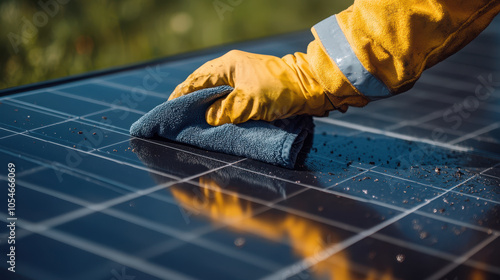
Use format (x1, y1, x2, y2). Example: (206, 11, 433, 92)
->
(270, 200, 376, 237)
(54, 113, 249, 166)
(266, 156, 495, 216)
(384, 109, 448, 132)
(33, 76, 113, 96)
(135, 201, 274, 260)
(4, 122, 500, 236)
(6, 173, 281, 271)
(309, 153, 477, 198)
(111, 135, 244, 165)
(81, 121, 129, 134)
(486, 163, 500, 171)
(0, 130, 27, 141)
(464, 257, 500, 276)
(353, 111, 402, 124)
(336, 106, 434, 135)
(134, 192, 276, 261)
(164, 168, 500, 272)
(182, 177, 500, 275)
(369, 230, 499, 274)
(314, 117, 472, 152)
(28, 118, 78, 133)
(0, 148, 71, 178)
(333, 104, 407, 123)
(30, 132, 178, 178)
(2, 98, 70, 119)
(94, 138, 131, 151)
(410, 88, 464, 104)
(413, 209, 497, 235)
(229, 161, 459, 218)
(5, 174, 120, 209)
(80, 107, 118, 119)
(476, 134, 500, 145)
(0, 18, 496, 280)
(191, 164, 369, 211)
(52, 89, 148, 115)
(96, 80, 168, 99)
(368, 169, 453, 190)
(0, 125, 26, 136)
(229, 163, 443, 221)
(61, 117, 132, 138)
(103, 207, 282, 271)
(0, 146, 146, 204)
(138, 239, 190, 260)
(446, 190, 500, 207)
(15, 165, 48, 178)
(11, 159, 245, 242)
(366, 168, 500, 205)
(6, 98, 77, 118)
(266, 172, 444, 224)
(409, 122, 465, 137)
(369, 164, 500, 233)
(0, 87, 49, 101)
(122, 166, 372, 260)
(448, 122, 500, 145)
(425, 233, 500, 280)
(411, 88, 500, 114)
(0, 133, 181, 188)
(231, 164, 371, 194)
(7, 89, 133, 122)
(9, 159, 364, 264)
(483, 173, 500, 180)
(0, 212, 196, 280)
(9, 170, 500, 279)
(140, 203, 278, 260)
(78, 107, 132, 133)
(0, 113, 78, 141)
(1, 119, 249, 196)
(317, 122, 364, 138)
(19, 167, 130, 198)
(260, 174, 480, 280)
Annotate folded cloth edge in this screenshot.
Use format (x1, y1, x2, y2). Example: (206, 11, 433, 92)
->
(130, 86, 314, 168)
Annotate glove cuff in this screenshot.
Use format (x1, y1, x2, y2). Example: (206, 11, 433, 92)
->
(306, 36, 370, 113)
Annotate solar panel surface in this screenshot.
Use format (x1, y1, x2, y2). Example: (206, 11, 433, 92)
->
(0, 18, 499, 280)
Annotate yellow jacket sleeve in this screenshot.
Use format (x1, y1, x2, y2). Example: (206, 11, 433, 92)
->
(309, 0, 500, 110)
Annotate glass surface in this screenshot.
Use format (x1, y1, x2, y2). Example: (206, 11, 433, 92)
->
(0, 16, 498, 280)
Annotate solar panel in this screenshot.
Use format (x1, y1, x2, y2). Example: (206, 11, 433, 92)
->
(0, 17, 499, 279)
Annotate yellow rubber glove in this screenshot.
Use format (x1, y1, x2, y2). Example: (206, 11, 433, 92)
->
(170, 0, 499, 126)
(168, 49, 336, 126)
(313, 0, 500, 96)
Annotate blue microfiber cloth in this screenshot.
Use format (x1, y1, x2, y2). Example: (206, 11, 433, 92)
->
(129, 86, 314, 168)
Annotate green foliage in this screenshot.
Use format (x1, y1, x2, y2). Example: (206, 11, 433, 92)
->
(0, 0, 352, 89)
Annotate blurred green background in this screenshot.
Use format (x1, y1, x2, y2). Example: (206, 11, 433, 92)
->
(0, 0, 352, 90)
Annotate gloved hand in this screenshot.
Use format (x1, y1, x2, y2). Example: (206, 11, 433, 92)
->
(168, 47, 336, 126)
(170, 0, 500, 126)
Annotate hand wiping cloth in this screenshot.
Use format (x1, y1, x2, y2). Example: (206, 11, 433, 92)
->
(129, 86, 314, 168)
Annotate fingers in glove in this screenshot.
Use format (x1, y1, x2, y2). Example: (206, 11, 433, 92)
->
(168, 59, 234, 101)
(205, 89, 271, 126)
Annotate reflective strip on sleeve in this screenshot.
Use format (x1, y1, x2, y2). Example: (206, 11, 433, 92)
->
(313, 15, 393, 101)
